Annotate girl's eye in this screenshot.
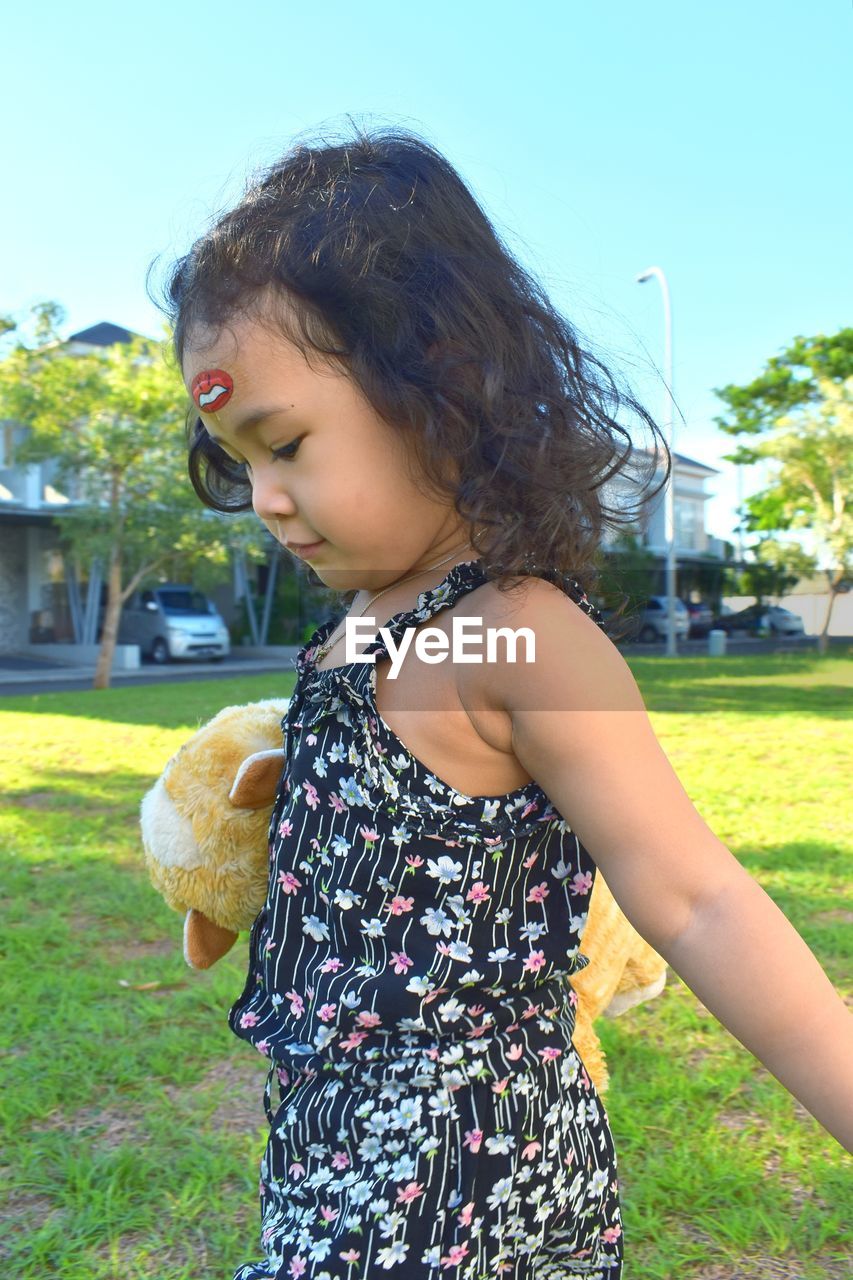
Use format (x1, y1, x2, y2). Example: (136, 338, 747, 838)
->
(272, 438, 301, 462)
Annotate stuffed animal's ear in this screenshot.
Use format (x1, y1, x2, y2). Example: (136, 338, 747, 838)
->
(184, 908, 239, 969)
(228, 749, 285, 810)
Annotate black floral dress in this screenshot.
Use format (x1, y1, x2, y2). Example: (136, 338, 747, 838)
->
(228, 560, 624, 1279)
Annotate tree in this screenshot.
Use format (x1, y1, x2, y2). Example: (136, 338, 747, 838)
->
(714, 330, 853, 654)
(0, 302, 265, 688)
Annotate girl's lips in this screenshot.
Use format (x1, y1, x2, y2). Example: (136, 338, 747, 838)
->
(288, 539, 325, 558)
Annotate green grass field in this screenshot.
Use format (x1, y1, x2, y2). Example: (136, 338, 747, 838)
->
(2, 653, 851, 1279)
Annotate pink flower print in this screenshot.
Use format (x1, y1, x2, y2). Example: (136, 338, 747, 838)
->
(307, 985, 315, 1000)
(522, 950, 547, 975)
(340, 1249, 361, 1264)
(389, 951, 414, 975)
(521, 1002, 542, 1021)
(569, 1248, 595, 1261)
(309, 837, 321, 851)
(317, 1003, 337, 1022)
(320, 1206, 338, 1224)
(256, 1039, 270, 1054)
(355, 1010, 382, 1029)
(285, 990, 304, 1018)
(441, 1243, 470, 1268)
(603, 1224, 623, 1244)
(466, 881, 491, 904)
(259, 1178, 266, 1197)
(306, 733, 318, 745)
(302, 781, 320, 810)
(539, 1045, 563, 1063)
(288, 1255, 307, 1277)
(320, 956, 344, 973)
(396, 1181, 426, 1204)
(289, 1161, 306, 1180)
(277, 1067, 290, 1087)
(458, 1201, 475, 1227)
(483, 836, 505, 848)
(277, 870, 302, 894)
(331, 1149, 351, 1170)
(386, 895, 414, 916)
(520, 800, 539, 820)
(526, 881, 549, 904)
(339, 1028, 369, 1051)
(523, 850, 540, 869)
(368, 716, 378, 734)
(359, 825, 380, 845)
(239, 1011, 259, 1028)
(505, 1022, 519, 1034)
(522, 1139, 542, 1160)
(468, 1023, 491, 1039)
(463, 1128, 483, 1153)
(405, 854, 424, 868)
(329, 792, 347, 814)
(491, 1077, 511, 1095)
(468, 1004, 485, 1018)
(507, 1043, 523, 1061)
(567, 986, 580, 1010)
(570, 870, 594, 897)
(422, 987, 449, 1006)
(278, 817, 293, 838)
(263, 937, 277, 953)
(443, 839, 464, 848)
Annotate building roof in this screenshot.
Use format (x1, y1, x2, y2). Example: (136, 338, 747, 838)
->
(66, 322, 141, 347)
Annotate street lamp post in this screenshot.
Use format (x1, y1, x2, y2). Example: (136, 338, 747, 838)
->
(636, 265, 677, 656)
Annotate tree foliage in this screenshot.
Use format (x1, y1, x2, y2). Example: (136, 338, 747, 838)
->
(0, 302, 266, 687)
(714, 330, 852, 650)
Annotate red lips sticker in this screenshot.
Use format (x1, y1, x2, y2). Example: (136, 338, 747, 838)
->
(191, 369, 234, 413)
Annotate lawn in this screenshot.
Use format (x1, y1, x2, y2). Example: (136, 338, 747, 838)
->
(1, 653, 851, 1279)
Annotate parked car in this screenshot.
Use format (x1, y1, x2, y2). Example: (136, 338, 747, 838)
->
(116, 585, 231, 663)
(711, 603, 805, 637)
(685, 601, 715, 638)
(759, 606, 806, 636)
(635, 596, 691, 643)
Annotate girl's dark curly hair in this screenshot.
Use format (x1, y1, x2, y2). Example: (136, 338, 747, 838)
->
(153, 119, 670, 634)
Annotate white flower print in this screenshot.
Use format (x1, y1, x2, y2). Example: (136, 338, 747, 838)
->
(328, 738, 348, 763)
(425, 855, 464, 884)
(436, 996, 466, 1022)
(360, 916, 387, 939)
(444, 939, 474, 963)
(520, 920, 548, 941)
(312, 754, 328, 777)
(404, 975, 436, 996)
(302, 914, 330, 942)
(339, 775, 370, 806)
(419, 907, 454, 937)
(488, 946, 516, 963)
(375, 1239, 411, 1267)
(334, 888, 363, 910)
(485, 1132, 517, 1155)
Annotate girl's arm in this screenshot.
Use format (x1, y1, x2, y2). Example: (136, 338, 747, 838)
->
(475, 578, 853, 1153)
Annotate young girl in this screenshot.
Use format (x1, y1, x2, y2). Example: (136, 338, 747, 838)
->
(159, 125, 852, 1280)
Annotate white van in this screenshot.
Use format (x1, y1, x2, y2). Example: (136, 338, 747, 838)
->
(117, 585, 231, 663)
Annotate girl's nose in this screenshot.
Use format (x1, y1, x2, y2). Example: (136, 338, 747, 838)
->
(250, 464, 296, 525)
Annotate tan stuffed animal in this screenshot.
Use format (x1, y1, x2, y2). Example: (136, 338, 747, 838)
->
(140, 698, 668, 1096)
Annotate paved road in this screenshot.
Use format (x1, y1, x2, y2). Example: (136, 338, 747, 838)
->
(1, 635, 848, 698)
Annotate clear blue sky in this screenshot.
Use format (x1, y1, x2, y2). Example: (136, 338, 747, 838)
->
(3, 0, 851, 548)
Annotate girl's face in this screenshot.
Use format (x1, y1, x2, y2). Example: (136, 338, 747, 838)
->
(181, 301, 479, 595)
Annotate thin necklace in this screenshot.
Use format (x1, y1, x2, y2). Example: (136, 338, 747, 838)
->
(311, 542, 475, 666)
